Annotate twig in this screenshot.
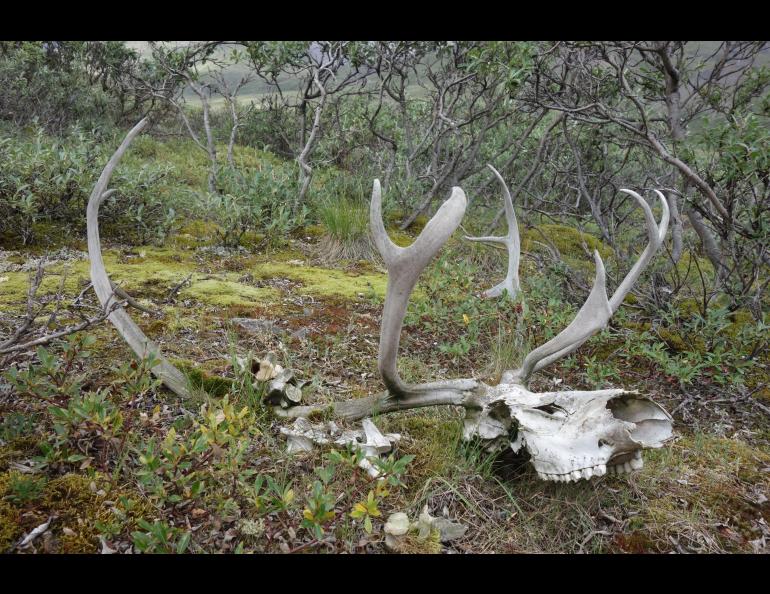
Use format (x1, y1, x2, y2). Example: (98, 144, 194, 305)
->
(165, 273, 193, 303)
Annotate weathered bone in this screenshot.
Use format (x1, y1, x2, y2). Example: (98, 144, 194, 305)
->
(371, 179, 477, 399)
(86, 118, 190, 398)
(279, 417, 401, 478)
(512, 250, 613, 385)
(464, 165, 521, 299)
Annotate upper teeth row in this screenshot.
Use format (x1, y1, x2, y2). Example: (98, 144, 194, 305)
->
(538, 452, 644, 483)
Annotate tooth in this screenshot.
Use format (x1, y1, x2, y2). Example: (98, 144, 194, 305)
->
(614, 464, 625, 475)
(630, 457, 643, 470)
(633, 450, 642, 460)
(594, 464, 606, 477)
(582, 467, 594, 479)
(571, 470, 582, 481)
(624, 461, 633, 473)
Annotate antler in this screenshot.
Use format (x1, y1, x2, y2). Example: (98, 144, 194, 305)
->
(371, 180, 477, 399)
(464, 165, 521, 299)
(87, 118, 190, 398)
(504, 189, 670, 385)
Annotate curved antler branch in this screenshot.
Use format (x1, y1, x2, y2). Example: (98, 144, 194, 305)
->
(87, 118, 190, 398)
(516, 251, 612, 383)
(465, 165, 521, 299)
(608, 189, 670, 312)
(505, 189, 670, 385)
(372, 180, 477, 398)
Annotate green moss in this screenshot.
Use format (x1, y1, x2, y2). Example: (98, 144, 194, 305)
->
(254, 262, 387, 300)
(382, 413, 462, 480)
(523, 224, 613, 273)
(0, 436, 38, 472)
(0, 471, 153, 553)
(0, 246, 197, 311)
(677, 298, 703, 317)
(0, 496, 21, 551)
(388, 229, 414, 248)
(303, 224, 326, 239)
(182, 278, 279, 307)
(725, 309, 756, 339)
(658, 327, 705, 353)
(172, 224, 220, 249)
(407, 215, 429, 234)
(173, 359, 234, 398)
(674, 251, 716, 287)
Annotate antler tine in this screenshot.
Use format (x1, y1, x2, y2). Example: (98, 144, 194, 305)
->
(504, 189, 670, 384)
(513, 251, 613, 384)
(464, 164, 521, 299)
(609, 189, 669, 312)
(87, 118, 190, 398)
(372, 180, 475, 398)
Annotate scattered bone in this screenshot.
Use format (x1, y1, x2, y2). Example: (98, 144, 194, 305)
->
(384, 513, 410, 537)
(280, 418, 400, 477)
(255, 352, 278, 381)
(384, 506, 467, 551)
(18, 516, 53, 548)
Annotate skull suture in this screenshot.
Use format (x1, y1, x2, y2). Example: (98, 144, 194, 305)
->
(463, 383, 673, 482)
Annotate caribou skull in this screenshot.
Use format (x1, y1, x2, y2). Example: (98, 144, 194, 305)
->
(87, 121, 673, 485)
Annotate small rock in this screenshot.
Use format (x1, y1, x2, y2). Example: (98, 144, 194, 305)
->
(384, 513, 410, 537)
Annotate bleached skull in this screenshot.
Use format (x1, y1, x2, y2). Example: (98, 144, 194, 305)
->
(463, 383, 673, 483)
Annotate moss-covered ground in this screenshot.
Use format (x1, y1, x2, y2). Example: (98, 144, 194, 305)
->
(1, 210, 768, 554)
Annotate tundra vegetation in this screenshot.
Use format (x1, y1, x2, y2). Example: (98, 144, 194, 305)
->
(0, 40, 769, 554)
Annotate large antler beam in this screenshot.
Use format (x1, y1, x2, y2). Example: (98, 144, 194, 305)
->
(87, 119, 190, 398)
(371, 180, 477, 398)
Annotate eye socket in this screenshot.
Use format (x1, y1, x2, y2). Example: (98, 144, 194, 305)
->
(598, 439, 612, 448)
(535, 404, 567, 416)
